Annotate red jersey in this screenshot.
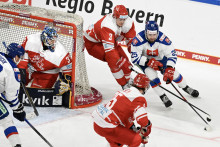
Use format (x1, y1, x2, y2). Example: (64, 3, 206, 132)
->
(92, 87, 149, 128)
(17, 33, 72, 75)
(84, 14, 136, 53)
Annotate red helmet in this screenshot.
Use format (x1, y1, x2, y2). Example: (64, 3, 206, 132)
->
(133, 73, 150, 89)
(113, 5, 128, 19)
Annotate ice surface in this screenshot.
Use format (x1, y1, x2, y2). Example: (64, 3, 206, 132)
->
(1, 50, 220, 147)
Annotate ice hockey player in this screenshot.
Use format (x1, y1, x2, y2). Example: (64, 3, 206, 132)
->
(84, 5, 136, 90)
(0, 43, 26, 147)
(17, 26, 72, 88)
(92, 73, 152, 146)
(131, 21, 199, 108)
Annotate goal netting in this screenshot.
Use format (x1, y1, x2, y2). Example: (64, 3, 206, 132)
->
(0, 2, 102, 108)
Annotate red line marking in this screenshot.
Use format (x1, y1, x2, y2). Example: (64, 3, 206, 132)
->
(154, 126, 220, 142)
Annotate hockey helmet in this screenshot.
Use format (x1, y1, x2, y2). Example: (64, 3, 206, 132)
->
(113, 5, 128, 19)
(133, 73, 150, 90)
(145, 21, 159, 35)
(6, 43, 25, 59)
(41, 26, 58, 52)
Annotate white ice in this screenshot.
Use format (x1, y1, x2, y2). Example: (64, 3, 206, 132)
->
(1, 50, 220, 147)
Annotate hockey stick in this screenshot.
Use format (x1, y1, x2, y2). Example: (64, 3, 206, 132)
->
(0, 96, 37, 120)
(131, 68, 211, 126)
(20, 81, 39, 116)
(2, 41, 39, 116)
(169, 82, 211, 126)
(131, 68, 210, 116)
(25, 118, 53, 147)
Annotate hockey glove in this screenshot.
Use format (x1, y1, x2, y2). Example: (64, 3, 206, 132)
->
(116, 57, 132, 74)
(140, 120, 152, 137)
(163, 66, 175, 84)
(146, 58, 163, 71)
(55, 79, 71, 95)
(13, 103, 26, 122)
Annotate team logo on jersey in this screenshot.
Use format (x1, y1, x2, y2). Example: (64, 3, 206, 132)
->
(165, 37, 171, 44)
(146, 49, 159, 57)
(132, 39, 138, 45)
(159, 34, 166, 41)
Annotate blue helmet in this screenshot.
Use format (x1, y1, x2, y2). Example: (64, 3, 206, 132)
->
(6, 43, 25, 59)
(145, 21, 159, 35)
(41, 26, 58, 51)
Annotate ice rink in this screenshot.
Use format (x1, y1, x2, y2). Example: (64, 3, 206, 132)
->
(0, 50, 220, 147)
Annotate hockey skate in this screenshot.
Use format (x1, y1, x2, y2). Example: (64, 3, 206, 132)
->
(182, 85, 199, 98)
(160, 94, 172, 108)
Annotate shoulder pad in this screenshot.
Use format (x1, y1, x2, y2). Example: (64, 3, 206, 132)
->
(121, 17, 133, 33)
(132, 30, 147, 46)
(157, 31, 172, 45)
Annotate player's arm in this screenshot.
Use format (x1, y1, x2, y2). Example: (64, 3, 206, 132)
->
(132, 97, 152, 144)
(160, 35, 177, 68)
(131, 38, 147, 66)
(160, 35, 177, 83)
(55, 53, 72, 95)
(4, 67, 26, 121)
(124, 22, 136, 53)
(17, 37, 29, 69)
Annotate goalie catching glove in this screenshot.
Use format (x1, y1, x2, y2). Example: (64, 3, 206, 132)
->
(55, 74, 71, 95)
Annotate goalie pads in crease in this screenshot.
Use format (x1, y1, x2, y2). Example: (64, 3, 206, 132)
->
(55, 74, 71, 95)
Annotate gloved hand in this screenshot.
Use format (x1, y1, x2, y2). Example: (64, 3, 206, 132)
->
(163, 66, 175, 84)
(116, 57, 132, 74)
(13, 103, 26, 121)
(146, 58, 163, 71)
(140, 120, 152, 137)
(54, 79, 70, 95)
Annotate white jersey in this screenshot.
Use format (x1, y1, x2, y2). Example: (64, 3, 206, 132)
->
(131, 30, 177, 68)
(0, 53, 21, 110)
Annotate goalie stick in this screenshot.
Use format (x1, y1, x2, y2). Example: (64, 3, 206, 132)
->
(131, 68, 211, 128)
(2, 41, 39, 116)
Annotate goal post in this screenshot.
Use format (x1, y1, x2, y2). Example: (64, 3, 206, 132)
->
(0, 2, 102, 109)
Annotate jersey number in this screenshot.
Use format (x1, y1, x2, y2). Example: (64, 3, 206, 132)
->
(106, 92, 123, 109)
(109, 33, 113, 41)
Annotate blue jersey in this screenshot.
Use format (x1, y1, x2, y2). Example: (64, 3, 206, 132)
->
(131, 30, 177, 68)
(0, 52, 21, 110)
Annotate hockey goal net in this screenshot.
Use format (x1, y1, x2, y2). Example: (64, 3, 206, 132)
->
(0, 2, 102, 108)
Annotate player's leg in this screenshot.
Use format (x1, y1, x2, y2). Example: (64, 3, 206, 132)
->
(31, 73, 58, 88)
(0, 100, 21, 147)
(84, 37, 128, 87)
(144, 67, 172, 107)
(94, 123, 142, 147)
(173, 70, 199, 97)
(84, 37, 106, 61)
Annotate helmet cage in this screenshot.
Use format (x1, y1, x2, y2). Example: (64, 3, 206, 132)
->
(41, 26, 58, 51)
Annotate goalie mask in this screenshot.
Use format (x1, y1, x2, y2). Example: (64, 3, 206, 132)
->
(41, 26, 58, 52)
